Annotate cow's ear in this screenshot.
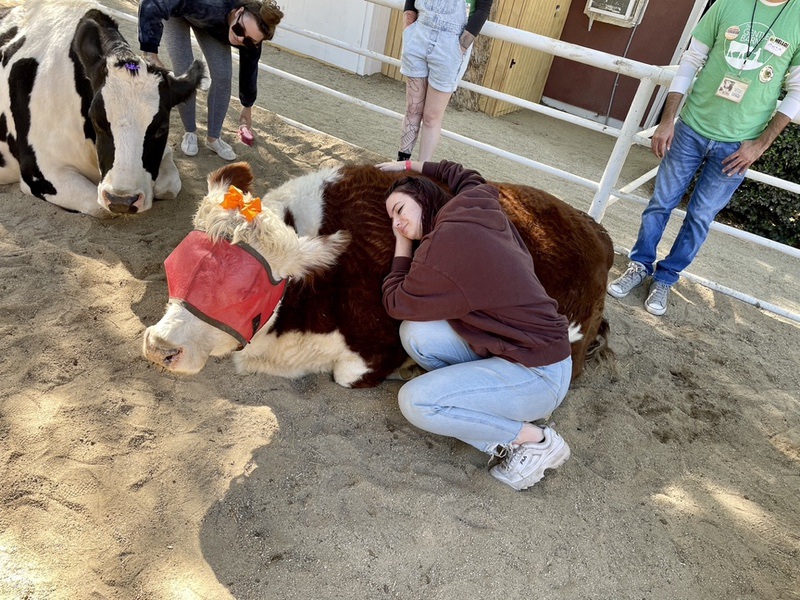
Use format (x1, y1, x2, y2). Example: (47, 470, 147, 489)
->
(72, 17, 107, 91)
(164, 59, 207, 108)
(207, 162, 254, 195)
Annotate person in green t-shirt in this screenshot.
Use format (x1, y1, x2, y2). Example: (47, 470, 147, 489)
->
(608, 0, 800, 316)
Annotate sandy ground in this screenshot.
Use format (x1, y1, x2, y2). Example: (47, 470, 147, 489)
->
(1, 3, 799, 599)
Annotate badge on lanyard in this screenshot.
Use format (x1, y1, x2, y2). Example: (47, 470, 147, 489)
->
(716, 75, 749, 103)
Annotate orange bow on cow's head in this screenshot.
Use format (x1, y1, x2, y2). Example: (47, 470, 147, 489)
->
(221, 185, 262, 222)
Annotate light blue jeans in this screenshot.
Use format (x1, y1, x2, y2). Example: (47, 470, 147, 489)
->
(397, 320, 572, 455)
(630, 119, 746, 286)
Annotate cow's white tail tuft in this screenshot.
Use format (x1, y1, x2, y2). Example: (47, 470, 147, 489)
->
(568, 322, 584, 343)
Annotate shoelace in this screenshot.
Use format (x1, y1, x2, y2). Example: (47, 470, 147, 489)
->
(497, 445, 525, 472)
(649, 283, 670, 307)
(490, 444, 513, 470)
(618, 264, 644, 287)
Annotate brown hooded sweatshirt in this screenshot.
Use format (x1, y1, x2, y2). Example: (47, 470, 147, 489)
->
(382, 160, 571, 368)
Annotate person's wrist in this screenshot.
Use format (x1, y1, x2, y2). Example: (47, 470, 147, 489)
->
(405, 160, 412, 172)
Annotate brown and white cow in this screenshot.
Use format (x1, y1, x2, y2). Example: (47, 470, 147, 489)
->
(0, 0, 205, 216)
(143, 162, 614, 387)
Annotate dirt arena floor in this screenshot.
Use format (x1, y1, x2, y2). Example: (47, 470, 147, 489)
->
(1, 2, 798, 599)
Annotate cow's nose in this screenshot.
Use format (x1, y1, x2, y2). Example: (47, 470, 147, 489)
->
(143, 331, 182, 368)
(103, 190, 144, 214)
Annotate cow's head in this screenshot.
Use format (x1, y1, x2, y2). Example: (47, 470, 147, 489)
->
(72, 13, 205, 214)
(143, 162, 350, 373)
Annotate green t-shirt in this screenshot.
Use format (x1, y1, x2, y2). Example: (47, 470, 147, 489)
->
(682, 0, 800, 142)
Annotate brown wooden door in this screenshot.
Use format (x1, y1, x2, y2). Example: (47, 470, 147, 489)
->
(480, 0, 572, 116)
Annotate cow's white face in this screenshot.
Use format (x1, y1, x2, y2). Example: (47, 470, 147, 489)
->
(143, 302, 246, 374)
(143, 163, 352, 374)
(93, 62, 165, 214)
(0, 5, 203, 216)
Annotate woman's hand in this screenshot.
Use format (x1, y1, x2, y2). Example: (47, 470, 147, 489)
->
(403, 10, 417, 28)
(143, 52, 166, 69)
(238, 107, 255, 146)
(377, 160, 421, 173)
(239, 106, 253, 128)
(392, 225, 414, 257)
(459, 31, 474, 54)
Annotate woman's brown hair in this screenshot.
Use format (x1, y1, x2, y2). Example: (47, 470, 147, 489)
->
(385, 176, 453, 236)
(241, 0, 284, 41)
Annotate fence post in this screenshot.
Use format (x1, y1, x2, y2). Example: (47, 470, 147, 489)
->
(587, 78, 658, 222)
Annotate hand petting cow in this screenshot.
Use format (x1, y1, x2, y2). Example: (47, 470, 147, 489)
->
(0, 0, 205, 217)
(143, 161, 615, 388)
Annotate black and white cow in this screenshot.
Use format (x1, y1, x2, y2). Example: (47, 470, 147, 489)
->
(0, 0, 205, 217)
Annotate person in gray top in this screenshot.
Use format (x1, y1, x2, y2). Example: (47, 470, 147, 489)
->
(138, 0, 283, 161)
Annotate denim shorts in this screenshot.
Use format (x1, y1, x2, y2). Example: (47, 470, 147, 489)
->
(400, 21, 472, 93)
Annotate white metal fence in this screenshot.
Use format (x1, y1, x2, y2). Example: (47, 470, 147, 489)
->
(107, 2, 800, 323)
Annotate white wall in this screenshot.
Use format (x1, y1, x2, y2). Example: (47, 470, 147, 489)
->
(271, 0, 392, 75)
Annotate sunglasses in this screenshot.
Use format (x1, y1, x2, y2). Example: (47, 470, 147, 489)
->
(232, 11, 261, 49)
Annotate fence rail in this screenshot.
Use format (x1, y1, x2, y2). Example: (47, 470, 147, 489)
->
(105, 3, 800, 323)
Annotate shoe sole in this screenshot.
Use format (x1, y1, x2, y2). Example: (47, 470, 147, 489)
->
(205, 145, 236, 161)
(512, 445, 571, 491)
(181, 148, 198, 157)
(607, 285, 630, 299)
(607, 282, 642, 299)
(645, 303, 667, 316)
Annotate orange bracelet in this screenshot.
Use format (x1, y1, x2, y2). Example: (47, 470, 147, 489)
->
(405, 160, 412, 171)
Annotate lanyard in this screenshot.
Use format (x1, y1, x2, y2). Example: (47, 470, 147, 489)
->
(743, 0, 791, 63)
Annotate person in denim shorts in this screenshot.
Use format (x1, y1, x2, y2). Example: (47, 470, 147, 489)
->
(396, 0, 493, 163)
(607, 0, 800, 316)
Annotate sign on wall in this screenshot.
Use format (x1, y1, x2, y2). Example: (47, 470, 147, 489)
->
(584, 0, 648, 28)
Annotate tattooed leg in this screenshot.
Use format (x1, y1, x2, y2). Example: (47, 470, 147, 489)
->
(400, 77, 427, 155)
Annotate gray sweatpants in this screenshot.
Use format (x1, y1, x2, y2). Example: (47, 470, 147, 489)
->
(162, 17, 232, 139)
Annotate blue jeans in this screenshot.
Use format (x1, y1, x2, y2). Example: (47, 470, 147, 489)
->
(397, 321, 572, 454)
(630, 119, 745, 286)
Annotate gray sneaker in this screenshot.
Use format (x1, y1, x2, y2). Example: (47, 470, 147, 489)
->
(645, 281, 671, 316)
(490, 426, 570, 491)
(607, 261, 647, 298)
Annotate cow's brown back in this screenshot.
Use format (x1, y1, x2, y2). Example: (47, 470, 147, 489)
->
(278, 165, 613, 385)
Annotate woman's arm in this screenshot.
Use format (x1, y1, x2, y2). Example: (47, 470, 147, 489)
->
(137, 0, 178, 54)
(461, 0, 493, 39)
(238, 46, 262, 109)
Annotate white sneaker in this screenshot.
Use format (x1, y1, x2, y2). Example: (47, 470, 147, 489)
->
(645, 281, 671, 316)
(180, 132, 198, 156)
(607, 261, 647, 298)
(490, 426, 570, 491)
(205, 137, 236, 161)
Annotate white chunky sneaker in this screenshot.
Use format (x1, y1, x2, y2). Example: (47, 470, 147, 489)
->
(645, 281, 671, 316)
(490, 426, 571, 491)
(205, 137, 236, 161)
(180, 132, 198, 156)
(607, 261, 647, 298)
